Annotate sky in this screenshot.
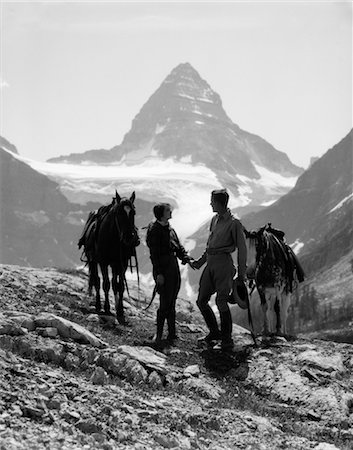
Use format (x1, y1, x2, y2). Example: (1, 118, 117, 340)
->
(0, 1, 351, 168)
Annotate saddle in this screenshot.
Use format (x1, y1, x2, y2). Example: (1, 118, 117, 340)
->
(263, 224, 305, 290)
(78, 204, 114, 262)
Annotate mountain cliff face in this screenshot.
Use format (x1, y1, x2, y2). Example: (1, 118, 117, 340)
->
(242, 130, 353, 273)
(0, 145, 89, 268)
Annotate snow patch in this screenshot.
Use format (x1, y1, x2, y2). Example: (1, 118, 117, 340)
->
(178, 93, 195, 100)
(252, 162, 297, 188)
(197, 96, 213, 103)
(180, 155, 192, 163)
(290, 239, 305, 255)
(328, 193, 353, 213)
(236, 174, 252, 184)
(24, 156, 233, 240)
(14, 210, 50, 226)
(261, 199, 277, 207)
(236, 184, 252, 206)
(155, 123, 166, 135)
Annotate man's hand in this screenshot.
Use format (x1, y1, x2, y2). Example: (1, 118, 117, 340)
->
(192, 258, 204, 270)
(156, 274, 164, 286)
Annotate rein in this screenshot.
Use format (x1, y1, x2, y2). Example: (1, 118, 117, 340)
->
(144, 285, 158, 311)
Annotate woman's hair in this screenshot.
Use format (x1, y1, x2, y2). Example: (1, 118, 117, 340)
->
(153, 203, 172, 220)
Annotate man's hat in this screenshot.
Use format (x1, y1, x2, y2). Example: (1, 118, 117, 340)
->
(229, 278, 249, 309)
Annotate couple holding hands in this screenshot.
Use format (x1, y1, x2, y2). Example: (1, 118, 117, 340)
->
(146, 189, 247, 352)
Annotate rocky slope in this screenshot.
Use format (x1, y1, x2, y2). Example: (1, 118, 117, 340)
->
(1, 263, 352, 449)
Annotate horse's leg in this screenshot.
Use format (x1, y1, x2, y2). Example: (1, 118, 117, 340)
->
(267, 289, 277, 335)
(279, 292, 290, 336)
(111, 265, 123, 321)
(259, 289, 269, 336)
(115, 271, 126, 324)
(88, 259, 95, 296)
(275, 298, 281, 334)
(100, 264, 111, 314)
(89, 261, 101, 312)
(88, 262, 94, 296)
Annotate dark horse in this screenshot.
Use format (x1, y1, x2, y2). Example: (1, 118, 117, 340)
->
(79, 191, 140, 323)
(244, 223, 304, 336)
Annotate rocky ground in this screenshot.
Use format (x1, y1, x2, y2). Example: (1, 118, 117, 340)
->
(0, 264, 352, 450)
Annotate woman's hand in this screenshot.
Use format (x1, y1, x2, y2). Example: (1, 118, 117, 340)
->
(188, 260, 196, 270)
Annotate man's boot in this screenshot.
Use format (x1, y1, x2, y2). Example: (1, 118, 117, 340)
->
(198, 304, 221, 345)
(154, 309, 165, 347)
(214, 309, 233, 352)
(167, 310, 177, 344)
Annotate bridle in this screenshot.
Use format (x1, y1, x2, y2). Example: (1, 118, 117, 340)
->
(111, 198, 141, 300)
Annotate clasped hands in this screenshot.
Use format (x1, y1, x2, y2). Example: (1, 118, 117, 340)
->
(156, 257, 204, 287)
(186, 257, 203, 271)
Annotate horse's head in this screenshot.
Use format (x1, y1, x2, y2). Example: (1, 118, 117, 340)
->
(244, 227, 260, 279)
(113, 191, 140, 249)
(244, 224, 289, 280)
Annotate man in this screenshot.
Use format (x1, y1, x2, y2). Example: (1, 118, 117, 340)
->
(146, 203, 194, 346)
(193, 189, 247, 351)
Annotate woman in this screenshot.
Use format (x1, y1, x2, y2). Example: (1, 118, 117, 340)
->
(146, 203, 194, 346)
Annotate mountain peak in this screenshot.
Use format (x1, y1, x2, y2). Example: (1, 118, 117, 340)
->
(162, 62, 217, 103)
(168, 62, 201, 78)
(48, 62, 303, 185)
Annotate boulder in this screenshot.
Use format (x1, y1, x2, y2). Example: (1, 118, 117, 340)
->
(117, 345, 169, 374)
(297, 350, 345, 374)
(34, 313, 107, 348)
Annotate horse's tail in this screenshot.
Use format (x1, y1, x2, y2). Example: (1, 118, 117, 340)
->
(286, 245, 305, 283)
(88, 260, 98, 296)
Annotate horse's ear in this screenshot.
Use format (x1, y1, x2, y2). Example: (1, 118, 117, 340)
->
(130, 191, 136, 204)
(115, 191, 121, 203)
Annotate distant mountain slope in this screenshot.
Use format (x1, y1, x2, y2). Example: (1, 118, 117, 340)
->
(242, 130, 353, 274)
(0, 135, 18, 154)
(0, 146, 87, 268)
